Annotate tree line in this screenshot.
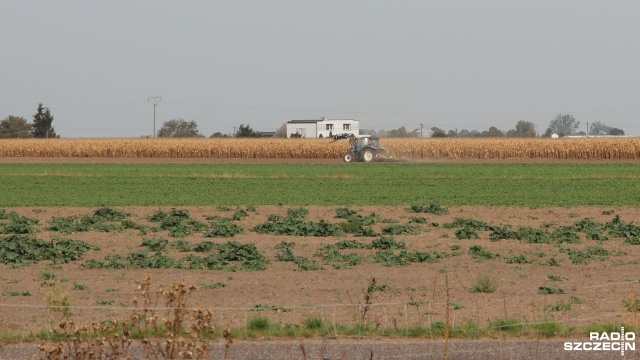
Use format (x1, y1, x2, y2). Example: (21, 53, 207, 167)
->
(158, 120, 266, 138)
(0, 103, 58, 138)
(160, 121, 289, 138)
(365, 114, 625, 138)
(0, 110, 627, 139)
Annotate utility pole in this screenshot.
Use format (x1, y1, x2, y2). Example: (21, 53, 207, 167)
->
(148, 96, 162, 137)
(586, 122, 589, 137)
(420, 123, 425, 138)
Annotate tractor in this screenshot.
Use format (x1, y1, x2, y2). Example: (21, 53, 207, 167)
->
(332, 133, 388, 162)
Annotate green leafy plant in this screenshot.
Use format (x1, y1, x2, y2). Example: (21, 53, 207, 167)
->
(92, 207, 130, 221)
(505, 254, 533, 264)
(0, 235, 99, 265)
(183, 241, 269, 271)
(231, 207, 248, 221)
(563, 246, 610, 265)
(274, 241, 296, 262)
(624, 237, 640, 245)
(95, 299, 115, 305)
(1, 212, 39, 234)
(2, 290, 31, 296)
(338, 216, 378, 237)
(204, 219, 244, 237)
(545, 300, 572, 311)
(538, 286, 564, 294)
(468, 245, 498, 260)
(141, 237, 169, 251)
(314, 244, 363, 269)
(381, 224, 419, 235)
(407, 204, 448, 215)
(368, 236, 405, 250)
(546, 274, 566, 281)
(274, 241, 322, 270)
(73, 283, 88, 290)
(147, 208, 208, 237)
(292, 256, 322, 271)
(200, 282, 226, 290)
(469, 275, 497, 293)
(254, 208, 342, 237)
(455, 227, 478, 239)
(444, 217, 491, 231)
(551, 226, 581, 244)
(622, 297, 640, 312)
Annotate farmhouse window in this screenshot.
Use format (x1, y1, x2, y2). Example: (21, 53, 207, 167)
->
(343, 124, 351, 131)
(326, 124, 334, 131)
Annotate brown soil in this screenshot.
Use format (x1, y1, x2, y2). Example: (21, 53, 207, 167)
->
(1, 205, 639, 336)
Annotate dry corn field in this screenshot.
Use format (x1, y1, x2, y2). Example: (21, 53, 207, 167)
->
(1, 137, 640, 159)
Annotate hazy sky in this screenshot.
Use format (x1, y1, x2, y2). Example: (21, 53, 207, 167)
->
(1, 1, 639, 138)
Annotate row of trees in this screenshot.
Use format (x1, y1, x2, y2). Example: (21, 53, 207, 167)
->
(156, 115, 627, 139)
(0, 103, 58, 138)
(364, 115, 625, 138)
(3, 110, 624, 139)
(540, 114, 623, 137)
(364, 120, 538, 138)
(431, 120, 538, 138)
(157, 119, 266, 138)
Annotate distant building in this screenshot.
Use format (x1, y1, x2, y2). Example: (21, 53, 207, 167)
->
(286, 117, 359, 138)
(258, 131, 276, 137)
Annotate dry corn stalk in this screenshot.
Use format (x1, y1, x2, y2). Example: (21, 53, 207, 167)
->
(0, 137, 639, 160)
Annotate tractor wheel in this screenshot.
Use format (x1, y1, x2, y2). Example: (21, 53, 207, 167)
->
(362, 149, 374, 162)
(343, 152, 355, 163)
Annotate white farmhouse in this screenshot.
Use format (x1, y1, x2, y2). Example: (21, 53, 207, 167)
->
(286, 117, 359, 138)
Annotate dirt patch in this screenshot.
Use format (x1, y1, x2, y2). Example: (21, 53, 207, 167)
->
(0, 205, 639, 336)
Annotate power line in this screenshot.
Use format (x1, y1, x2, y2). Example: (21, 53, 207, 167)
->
(3, 99, 640, 118)
(163, 100, 640, 117)
(0, 101, 147, 113)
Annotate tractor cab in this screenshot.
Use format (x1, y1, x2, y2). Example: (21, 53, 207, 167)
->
(355, 136, 370, 150)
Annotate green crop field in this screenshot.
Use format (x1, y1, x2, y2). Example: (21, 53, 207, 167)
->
(1, 162, 639, 206)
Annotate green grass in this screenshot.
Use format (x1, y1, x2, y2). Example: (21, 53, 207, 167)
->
(1, 162, 640, 206)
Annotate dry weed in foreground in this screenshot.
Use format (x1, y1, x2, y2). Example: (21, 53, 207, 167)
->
(38, 275, 217, 360)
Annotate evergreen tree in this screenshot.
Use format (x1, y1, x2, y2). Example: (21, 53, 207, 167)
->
(32, 103, 57, 138)
(236, 124, 262, 138)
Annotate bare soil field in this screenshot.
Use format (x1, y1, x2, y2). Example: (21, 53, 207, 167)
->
(1, 205, 639, 337)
